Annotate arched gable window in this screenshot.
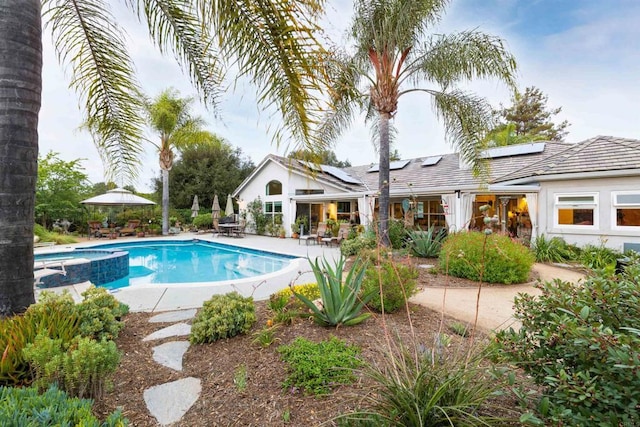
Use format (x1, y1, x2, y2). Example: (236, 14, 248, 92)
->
(266, 180, 282, 195)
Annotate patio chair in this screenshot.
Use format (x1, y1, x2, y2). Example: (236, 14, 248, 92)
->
(303, 222, 326, 245)
(87, 220, 110, 238)
(119, 219, 140, 236)
(233, 219, 246, 238)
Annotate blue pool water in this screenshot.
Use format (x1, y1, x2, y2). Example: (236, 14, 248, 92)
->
(90, 239, 296, 290)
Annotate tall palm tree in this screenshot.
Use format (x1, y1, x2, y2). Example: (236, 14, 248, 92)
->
(146, 89, 210, 235)
(320, 0, 517, 246)
(0, 0, 325, 316)
(0, 0, 42, 315)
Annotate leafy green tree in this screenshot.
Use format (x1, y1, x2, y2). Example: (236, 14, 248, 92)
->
(145, 89, 212, 235)
(494, 86, 570, 142)
(161, 137, 254, 210)
(288, 148, 351, 168)
(319, 0, 517, 245)
(36, 152, 92, 229)
(0, 0, 324, 315)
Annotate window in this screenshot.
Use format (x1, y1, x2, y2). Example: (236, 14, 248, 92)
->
(336, 201, 351, 221)
(555, 193, 597, 227)
(266, 180, 282, 195)
(295, 189, 324, 195)
(613, 192, 640, 227)
(264, 201, 282, 223)
(413, 199, 446, 229)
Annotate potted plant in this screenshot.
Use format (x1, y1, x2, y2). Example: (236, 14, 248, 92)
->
(136, 226, 145, 238)
(291, 215, 309, 239)
(278, 225, 286, 238)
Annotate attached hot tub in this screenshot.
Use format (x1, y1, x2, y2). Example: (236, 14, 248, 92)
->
(34, 249, 129, 288)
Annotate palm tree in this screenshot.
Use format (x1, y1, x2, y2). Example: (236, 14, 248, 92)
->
(0, 0, 42, 316)
(0, 0, 325, 316)
(146, 89, 210, 235)
(320, 0, 517, 246)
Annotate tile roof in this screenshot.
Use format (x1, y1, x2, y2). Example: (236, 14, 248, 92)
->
(246, 136, 639, 197)
(344, 141, 571, 194)
(494, 136, 640, 183)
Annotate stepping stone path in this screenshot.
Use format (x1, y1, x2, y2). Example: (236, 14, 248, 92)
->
(142, 309, 200, 426)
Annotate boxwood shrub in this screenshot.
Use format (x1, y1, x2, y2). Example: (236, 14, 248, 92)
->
(190, 292, 256, 344)
(439, 231, 534, 284)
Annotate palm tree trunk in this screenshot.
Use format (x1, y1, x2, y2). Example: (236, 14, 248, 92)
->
(0, 0, 42, 316)
(162, 169, 169, 235)
(378, 112, 391, 246)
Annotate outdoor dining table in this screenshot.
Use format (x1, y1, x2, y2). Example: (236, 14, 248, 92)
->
(218, 223, 241, 237)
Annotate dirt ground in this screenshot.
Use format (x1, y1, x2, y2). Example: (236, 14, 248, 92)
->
(92, 257, 533, 426)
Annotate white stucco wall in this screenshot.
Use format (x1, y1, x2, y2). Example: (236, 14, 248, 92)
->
(538, 176, 640, 251)
(236, 160, 350, 236)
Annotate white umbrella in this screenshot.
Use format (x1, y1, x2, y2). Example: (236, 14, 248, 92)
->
(225, 194, 234, 217)
(211, 195, 220, 219)
(212, 194, 221, 230)
(191, 195, 200, 218)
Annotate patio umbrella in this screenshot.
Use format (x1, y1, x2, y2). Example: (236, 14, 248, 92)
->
(191, 195, 200, 218)
(211, 194, 221, 229)
(225, 194, 234, 217)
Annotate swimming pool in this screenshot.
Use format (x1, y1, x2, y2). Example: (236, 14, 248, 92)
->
(91, 239, 297, 289)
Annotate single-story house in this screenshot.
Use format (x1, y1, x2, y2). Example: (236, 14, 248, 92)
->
(232, 135, 640, 252)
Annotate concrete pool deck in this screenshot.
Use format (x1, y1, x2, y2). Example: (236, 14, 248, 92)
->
(35, 232, 341, 312)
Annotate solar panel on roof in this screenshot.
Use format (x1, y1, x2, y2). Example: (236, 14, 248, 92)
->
(321, 165, 362, 185)
(481, 142, 545, 159)
(421, 156, 442, 166)
(298, 160, 361, 184)
(367, 159, 410, 172)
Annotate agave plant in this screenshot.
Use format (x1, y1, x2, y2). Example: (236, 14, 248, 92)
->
(292, 255, 372, 327)
(406, 226, 447, 258)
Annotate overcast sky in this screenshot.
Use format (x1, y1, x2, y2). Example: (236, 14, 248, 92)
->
(39, 0, 640, 192)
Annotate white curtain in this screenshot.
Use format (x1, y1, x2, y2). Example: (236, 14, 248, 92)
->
(525, 193, 538, 241)
(289, 199, 297, 236)
(460, 194, 475, 231)
(358, 196, 372, 228)
(441, 194, 456, 232)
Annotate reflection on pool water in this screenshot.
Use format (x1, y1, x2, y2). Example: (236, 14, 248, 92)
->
(91, 239, 296, 289)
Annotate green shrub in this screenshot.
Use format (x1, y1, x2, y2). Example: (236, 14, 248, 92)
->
(336, 342, 516, 425)
(361, 259, 418, 313)
(77, 287, 129, 340)
(0, 385, 127, 426)
(387, 219, 407, 249)
(531, 234, 577, 263)
(34, 223, 79, 244)
(278, 336, 362, 395)
(23, 335, 121, 399)
(439, 231, 535, 284)
(340, 231, 377, 257)
(578, 242, 622, 271)
(494, 262, 640, 426)
(406, 226, 446, 258)
(192, 213, 212, 230)
(292, 256, 371, 327)
(268, 283, 321, 324)
(190, 292, 256, 344)
(1, 294, 81, 386)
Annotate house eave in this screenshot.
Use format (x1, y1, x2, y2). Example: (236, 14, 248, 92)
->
(497, 168, 640, 185)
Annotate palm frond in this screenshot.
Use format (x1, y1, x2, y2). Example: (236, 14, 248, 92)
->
(427, 89, 494, 181)
(408, 30, 517, 90)
(42, 0, 145, 183)
(196, 0, 326, 152)
(317, 50, 369, 145)
(125, 0, 225, 112)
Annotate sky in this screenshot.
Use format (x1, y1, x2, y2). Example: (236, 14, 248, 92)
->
(38, 0, 640, 192)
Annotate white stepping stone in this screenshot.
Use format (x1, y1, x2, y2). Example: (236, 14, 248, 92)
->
(143, 323, 191, 342)
(152, 341, 190, 371)
(144, 377, 201, 426)
(418, 264, 435, 269)
(149, 309, 197, 323)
